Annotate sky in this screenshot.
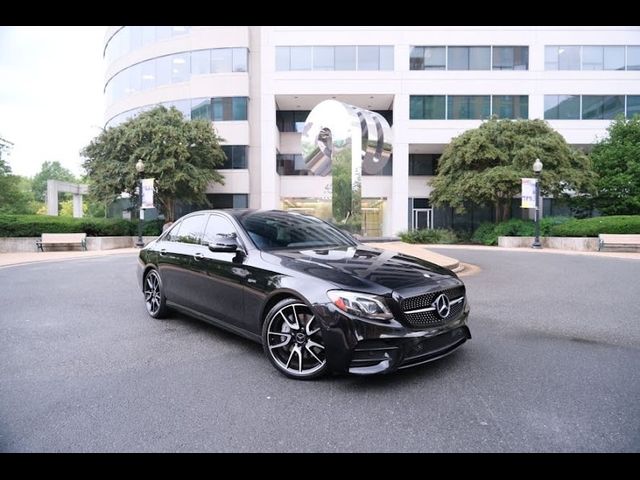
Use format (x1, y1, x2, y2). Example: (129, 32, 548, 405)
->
(0, 26, 106, 178)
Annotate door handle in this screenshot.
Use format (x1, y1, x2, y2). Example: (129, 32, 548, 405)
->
(194, 252, 204, 260)
(159, 249, 167, 256)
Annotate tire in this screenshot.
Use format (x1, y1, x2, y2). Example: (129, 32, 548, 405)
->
(142, 269, 169, 319)
(262, 298, 328, 380)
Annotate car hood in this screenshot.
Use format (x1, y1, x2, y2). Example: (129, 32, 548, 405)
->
(260, 244, 456, 292)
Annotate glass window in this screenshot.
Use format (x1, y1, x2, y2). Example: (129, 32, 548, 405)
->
(492, 46, 528, 70)
(232, 97, 248, 120)
(313, 46, 334, 70)
(290, 47, 312, 71)
(171, 26, 189, 37)
(130, 26, 142, 51)
(156, 26, 171, 41)
(379, 46, 394, 70)
(232, 48, 248, 72)
(293, 111, 308, 132)
(582, 46, 603, 70)
(604, 46, 625, 70)
(233, 194, 248, 208)
(448, 47, 468, 70)
(277, 154, 309, 175)
(424, 46, 446, 70)
(127, 63, 141, 94)
(202, 215, 237, 245)
(544, 95, 580, 119)
(171, 53, 190, 83)
(141, 26, 155, 46)
(410, 47, 425, 70)
(212, 98, 224, 121)
(448, 46, 490, 70)
(628, 46, 640, 70)
(335, 46, 356, 70)
(447, 96, 490, 119)
(409, 96, 445, 120)
(492, 96, 528, 119)
(358, 46, 379, 70)
(211, 48, 232, 73)
(545, 46, 559, 70)
(191, 50, 210, 75)
(363, 155, 392, 176)
(627, 96, 640, 118)
(558, 46, 580, 70)
(469, 47, 490, 70)
(409, 154, 439, 175)
(582, 95, 624, 119)
(156, 55, 171, 86)
(238, 210, 355, 250)
(171, 214, 206, 244)
(221, 146, 248, 169)
(191, 98, 211, 121)
(141, 59, 156, 91)
(276, 47, 290, 71)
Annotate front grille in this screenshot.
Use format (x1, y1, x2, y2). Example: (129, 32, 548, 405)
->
(401, 285, 465, 329)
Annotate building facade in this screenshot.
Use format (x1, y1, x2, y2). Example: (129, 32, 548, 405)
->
(103, 26, 640, 236)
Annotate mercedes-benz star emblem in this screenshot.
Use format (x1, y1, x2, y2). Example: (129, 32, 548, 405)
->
(433, 294, 451, 319)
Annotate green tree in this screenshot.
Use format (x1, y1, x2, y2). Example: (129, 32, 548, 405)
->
(430, 118, 595, 222)
(81, 106, 225, 221)
(0, 140, 38, 214)
(31, 161, 77, 202)
(591, 116, 640, 215)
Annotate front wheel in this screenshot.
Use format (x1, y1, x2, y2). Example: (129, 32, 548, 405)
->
(143, 269, 169, 319)
(262, 299, 328, 380)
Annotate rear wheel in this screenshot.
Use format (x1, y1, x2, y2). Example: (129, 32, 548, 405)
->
(262, 298, 327, 380)
(143, 269, 169, 319)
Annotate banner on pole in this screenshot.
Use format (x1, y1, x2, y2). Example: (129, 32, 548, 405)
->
(141, 178, 155, 209)
(521, 178, 537, 209)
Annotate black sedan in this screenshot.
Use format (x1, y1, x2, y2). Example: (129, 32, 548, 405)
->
(138, 209, 471, 379)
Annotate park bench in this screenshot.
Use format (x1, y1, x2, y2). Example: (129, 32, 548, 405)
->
(598, 234, 640, 253)
(36, 233, 87, 252)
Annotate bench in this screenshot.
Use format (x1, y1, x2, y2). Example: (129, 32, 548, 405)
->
(598, 234, 640, 253)
(36, 233, 87, 252)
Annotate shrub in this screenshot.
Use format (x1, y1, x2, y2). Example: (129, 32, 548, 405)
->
(550, 215, 640, 237)
(0, 214, 161, 237)
(399, 228, 458, 244)
(471, 217, 572, 245)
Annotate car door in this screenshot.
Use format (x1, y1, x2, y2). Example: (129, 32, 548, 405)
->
(157, 214, 208, 309)
(189, 214, 247, 329)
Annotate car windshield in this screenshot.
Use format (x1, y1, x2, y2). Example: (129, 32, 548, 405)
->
(238, 211, 357, 251)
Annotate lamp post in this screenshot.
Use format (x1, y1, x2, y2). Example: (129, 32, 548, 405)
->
(135, 159, 145, 248)
(532, 158, 543, 249)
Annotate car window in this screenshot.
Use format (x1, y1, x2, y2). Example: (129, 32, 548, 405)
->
(201, 215, 237, 245)
(169, 214, 207, 244)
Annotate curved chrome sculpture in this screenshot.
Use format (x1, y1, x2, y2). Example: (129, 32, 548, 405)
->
(300, 100, 392, 234)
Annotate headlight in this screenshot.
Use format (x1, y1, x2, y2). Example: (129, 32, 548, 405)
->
(326, 290, 393, 321)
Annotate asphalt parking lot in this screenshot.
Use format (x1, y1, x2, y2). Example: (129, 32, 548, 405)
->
(0, 249, 638, 452)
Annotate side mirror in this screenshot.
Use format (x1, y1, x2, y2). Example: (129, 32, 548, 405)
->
(208, 234, 240, 253)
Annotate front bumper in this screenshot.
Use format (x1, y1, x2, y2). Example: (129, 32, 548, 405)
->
(313, 302, 471, 375)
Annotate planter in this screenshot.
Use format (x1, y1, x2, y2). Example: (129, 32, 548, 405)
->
(0, 236, 158, 253)
(498, 236, 599, 251)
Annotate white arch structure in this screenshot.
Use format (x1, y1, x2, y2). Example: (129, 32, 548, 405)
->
(46, 179, 89, 218)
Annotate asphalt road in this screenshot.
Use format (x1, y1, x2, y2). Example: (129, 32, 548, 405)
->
(1, 249, 639, 452)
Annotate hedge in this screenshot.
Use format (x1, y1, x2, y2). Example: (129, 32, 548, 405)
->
(550, 215, 640, 237)
(0, 215, 163, 237)
(472, 217, 571, 246)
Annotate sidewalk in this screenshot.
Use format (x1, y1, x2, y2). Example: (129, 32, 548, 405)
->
(0, 248, 140, 268)
(427, 243, 640, 261)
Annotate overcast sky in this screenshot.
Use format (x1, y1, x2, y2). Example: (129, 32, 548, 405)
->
(0, 26, 106, 178)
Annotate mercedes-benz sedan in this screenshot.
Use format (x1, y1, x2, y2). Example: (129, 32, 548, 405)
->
(138, 209, 471, 379)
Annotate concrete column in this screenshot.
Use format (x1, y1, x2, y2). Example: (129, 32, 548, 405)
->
(391, 95, 409, 236)
(73, 194, 83, 218)
(46, 179, 58, 216)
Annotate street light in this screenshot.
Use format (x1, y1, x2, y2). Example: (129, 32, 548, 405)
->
(135, 159, 145, 248)
(532, 158, 543, 249)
